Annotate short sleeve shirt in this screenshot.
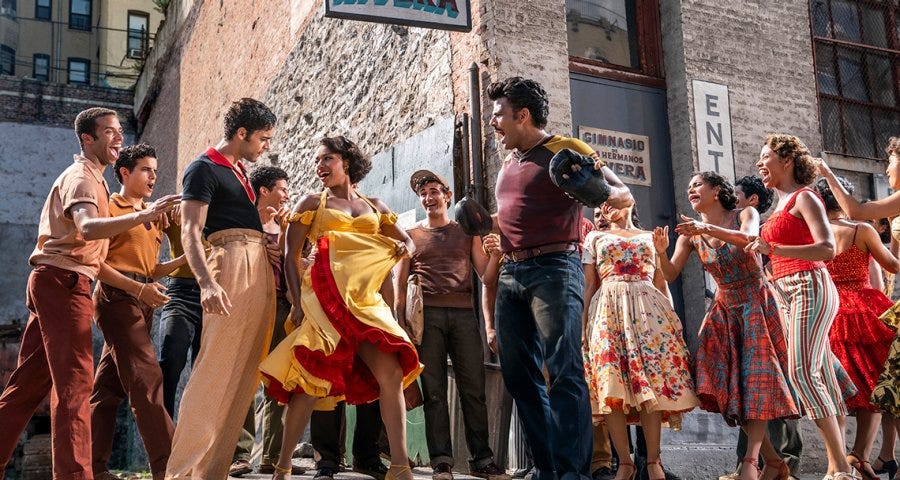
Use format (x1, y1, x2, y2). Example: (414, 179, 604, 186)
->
(104, 193, 163, 278)
(181, 149, 263, 237)
(29, 155, 111, 279)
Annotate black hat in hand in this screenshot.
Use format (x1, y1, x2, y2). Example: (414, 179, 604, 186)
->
(454, 196, 492, 237)
(549, 149, 612, 208)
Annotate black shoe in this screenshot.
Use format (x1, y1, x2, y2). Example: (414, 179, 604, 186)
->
(230, 460, 252, 478)
(512, 466, 532, 479)
(354, 462, 388, 480)
(433, 463, 454, 480)
(315, 467, 337, 480)
(875, 457, 899, 479)
(592, 467, 615, 480)
(471, 463, 510, 480)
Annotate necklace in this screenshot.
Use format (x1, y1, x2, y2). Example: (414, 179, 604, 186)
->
(515, 134, 550, 162)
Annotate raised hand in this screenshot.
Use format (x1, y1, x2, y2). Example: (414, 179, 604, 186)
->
(674, 213, 709, 237)
(482, 233, 501, 256)
(744, 235, 772, 255)
(652, 226, 670, 253)
(143, 194, 182, 222)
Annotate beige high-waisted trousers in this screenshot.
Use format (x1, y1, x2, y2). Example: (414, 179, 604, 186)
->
(165, 229, 276, 480)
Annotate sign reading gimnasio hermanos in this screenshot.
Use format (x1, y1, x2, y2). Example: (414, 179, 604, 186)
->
(324, 0, 472, 32)
(579, 126, 652, 187)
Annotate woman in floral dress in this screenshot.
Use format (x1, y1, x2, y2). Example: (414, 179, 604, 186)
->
(653, 172, 798, 480)
(582, 200, 698, 480)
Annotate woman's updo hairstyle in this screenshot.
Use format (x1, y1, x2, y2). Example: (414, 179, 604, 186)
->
(695, 171, 738, 210)
(765, 134, 817, 185)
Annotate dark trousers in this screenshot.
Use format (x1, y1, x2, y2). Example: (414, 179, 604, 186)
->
(418, 306, 493, 469)
(735, 418, 802, 474)
(234, 297, 291, 465)
(156, 277, 202, 418)
(311, 400, 383, 469)
(496, 251, 592, 480)
(90, 283, 174, 478)
(0, 265, 95, 480)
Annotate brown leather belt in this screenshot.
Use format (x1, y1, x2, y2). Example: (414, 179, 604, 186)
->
(503, 242, 578, 263)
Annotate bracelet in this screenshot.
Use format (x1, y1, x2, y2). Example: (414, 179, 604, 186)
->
(137, 283, 146, 300)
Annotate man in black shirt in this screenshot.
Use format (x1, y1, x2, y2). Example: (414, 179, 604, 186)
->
(165, 98, 279, 480)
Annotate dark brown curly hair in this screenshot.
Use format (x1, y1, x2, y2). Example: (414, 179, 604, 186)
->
(765, 134, 817, 185)
(887, 136, 900, 159)
(319, 136, 372, 184)
(694, 171, 738, 210)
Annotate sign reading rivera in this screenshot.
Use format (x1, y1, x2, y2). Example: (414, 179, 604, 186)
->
(324, 0, 472, 32)
(578, 126, 652, 187)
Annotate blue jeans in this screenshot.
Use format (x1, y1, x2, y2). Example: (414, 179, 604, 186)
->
(156, 277, 203, 417)
(496, 251, 591, 480)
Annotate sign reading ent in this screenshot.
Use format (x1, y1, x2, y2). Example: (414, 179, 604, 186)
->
(692, 80, 735, 181)
(579, 126, 652, 187)
(324, 0, 472, 32)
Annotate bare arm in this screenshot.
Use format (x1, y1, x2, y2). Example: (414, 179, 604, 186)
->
(482, 281, 498, 353)
(393, 257, 410, 328)
(819, 161, 900, 220)
(861, 222, 900, 274)
(598, 165, 634, 209)
(653, 227, 693, 282)
(151, 255, 188, 280)
(284, 195, 320, 325)
(582, 261, 600, 349)
(870, 258, 886, 291)
(675, 208, 760, 248)
(70, 194, 181, 241)
(98, 263, 169, 307)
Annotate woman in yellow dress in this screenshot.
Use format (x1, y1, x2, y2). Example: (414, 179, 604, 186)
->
(260, 136, 422, 480)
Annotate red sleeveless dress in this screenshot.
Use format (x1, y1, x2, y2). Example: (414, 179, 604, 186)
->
(825, 236, 895, 411)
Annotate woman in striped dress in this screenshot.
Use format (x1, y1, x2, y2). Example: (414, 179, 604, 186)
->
(746, 134, 856, 479)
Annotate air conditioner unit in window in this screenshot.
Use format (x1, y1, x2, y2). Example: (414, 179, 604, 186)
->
(128, 48, 144, 58)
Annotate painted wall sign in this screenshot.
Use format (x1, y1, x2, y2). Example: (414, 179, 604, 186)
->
(324, 0, 472, 32)
(578, 126, 652, 186)
(692, 80, 735, 181)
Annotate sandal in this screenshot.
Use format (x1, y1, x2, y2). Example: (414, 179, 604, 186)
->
(387, 464, 413, 480)
(741, 458, 760, 479)
(761, 456, 790, 480)
(271, 464, 293, 480)
(646, 459, 665, 480)
(847, 451, 878, 480)
(616, 460, 636, 480)
(874, 457, 898, 479)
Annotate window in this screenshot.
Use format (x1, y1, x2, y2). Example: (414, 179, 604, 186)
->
(0, 45, 13, 75)
(811, 0, 900, 158)
(36, 0, 51, 20)
(0, 0, 16, 18)
(67, 57, 89, 84)
(566, 0, 663, 83)
(127, 11, 149, 58)
(33, 54, 49, 80)
(69, 0, 91, 31)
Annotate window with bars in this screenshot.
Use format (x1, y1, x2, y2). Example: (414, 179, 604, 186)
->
(810, 0, 899, 159)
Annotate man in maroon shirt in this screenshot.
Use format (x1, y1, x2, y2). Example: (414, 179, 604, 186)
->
(488, 77, 632, 480)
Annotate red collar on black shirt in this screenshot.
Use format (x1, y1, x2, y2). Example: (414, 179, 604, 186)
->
(205, 147, 256, 203)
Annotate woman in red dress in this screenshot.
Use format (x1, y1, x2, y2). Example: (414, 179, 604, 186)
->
(812, 176, 898, 479)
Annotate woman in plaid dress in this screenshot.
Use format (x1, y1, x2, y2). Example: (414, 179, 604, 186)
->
(654, 171, 799, 480)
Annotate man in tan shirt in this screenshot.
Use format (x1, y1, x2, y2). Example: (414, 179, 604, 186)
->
(0, 108, 179, 480)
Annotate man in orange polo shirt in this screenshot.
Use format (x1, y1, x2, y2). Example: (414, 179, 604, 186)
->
(89, 143, 188, 480)
(0, 108, 179, 480)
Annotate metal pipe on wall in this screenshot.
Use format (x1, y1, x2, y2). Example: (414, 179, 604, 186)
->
(469, 63, 484, 204)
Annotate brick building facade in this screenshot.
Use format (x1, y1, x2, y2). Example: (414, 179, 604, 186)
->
(132, 0, 897, 475)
